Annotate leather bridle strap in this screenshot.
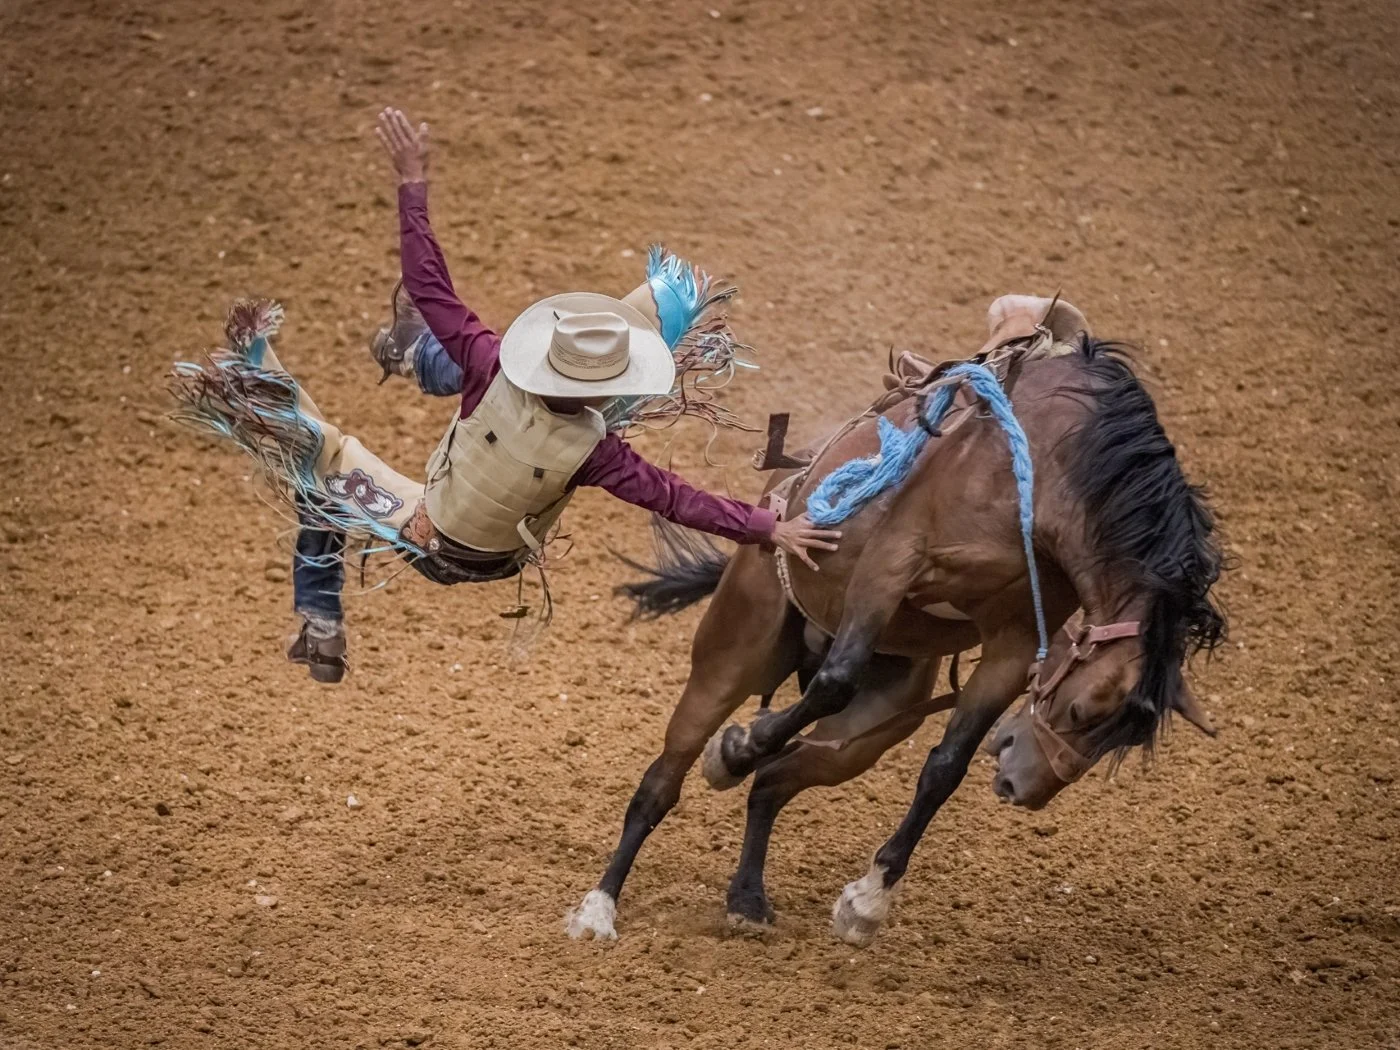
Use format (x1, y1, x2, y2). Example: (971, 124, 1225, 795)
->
(1029, 621, 1142, 710)
(1030, 705, 1095, 783)
(1025, 620, 1142, 784)
(1082, 621, 1143, 644)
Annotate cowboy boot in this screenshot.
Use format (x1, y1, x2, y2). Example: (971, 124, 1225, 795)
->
(368, 279, 428, 384)
(287, 616, 348, 683)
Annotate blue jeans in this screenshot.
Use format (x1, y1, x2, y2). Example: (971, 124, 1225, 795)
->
(293, 506, 345, 619)
(413, 334, 464, 397)
(291, 335, 462, 619)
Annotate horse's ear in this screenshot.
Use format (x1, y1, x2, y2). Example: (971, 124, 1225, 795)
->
(1172, 681, 1217, 737)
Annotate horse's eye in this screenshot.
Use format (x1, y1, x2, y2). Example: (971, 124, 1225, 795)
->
(1068, 701, 1085, 727)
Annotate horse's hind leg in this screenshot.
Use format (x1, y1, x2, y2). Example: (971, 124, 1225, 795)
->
(566, 546, 800, 941)
(726, 657, 943, 927)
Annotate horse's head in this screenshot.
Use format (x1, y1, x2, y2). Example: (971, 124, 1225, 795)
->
(986, 619, 1216, 809)
(985, 337, 1228, 809)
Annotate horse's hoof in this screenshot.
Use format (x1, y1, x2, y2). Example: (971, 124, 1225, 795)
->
(726, 911, 776, 937)
(726, 886, 776, 928)
(831, 864, 898, 948)
(701, 726, 747, 791)
(564, 889, 618, 941)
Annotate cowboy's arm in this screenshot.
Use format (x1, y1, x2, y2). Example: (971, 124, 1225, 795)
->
(397, 181, 501, 375)
(377, 108, 500, 378)
(574, 435, 775, 544)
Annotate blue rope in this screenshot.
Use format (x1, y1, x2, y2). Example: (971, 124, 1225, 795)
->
(805, 363, 1049, 660)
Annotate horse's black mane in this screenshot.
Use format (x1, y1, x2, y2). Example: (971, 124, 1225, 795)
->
(1064, 336, 1228, 758)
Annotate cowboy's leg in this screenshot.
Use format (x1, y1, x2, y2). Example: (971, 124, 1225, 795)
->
(726, 656, 942, 926)
(411, 334, 465, 396)
(292, 511, 345, 621)
(287, 504, 349, 683)
(831, 627, 1035, 946)
(566, 546, 801, 941)
(369, 279, 464, 395)
(198, 317, 414, 682)
(285, 423, 422, 682)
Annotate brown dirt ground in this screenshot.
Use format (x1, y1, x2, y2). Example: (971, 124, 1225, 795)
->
(3, 0, 1399, 1047)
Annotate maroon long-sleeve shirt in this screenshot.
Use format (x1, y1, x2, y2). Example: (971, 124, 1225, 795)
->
(396, 181, 776, 545)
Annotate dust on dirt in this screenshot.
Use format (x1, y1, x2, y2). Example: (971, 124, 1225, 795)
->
(1, 0, 1398, 1048)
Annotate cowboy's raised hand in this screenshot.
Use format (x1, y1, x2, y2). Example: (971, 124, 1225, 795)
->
(771, 514, 841, 572)
(375, 108, 429, 185)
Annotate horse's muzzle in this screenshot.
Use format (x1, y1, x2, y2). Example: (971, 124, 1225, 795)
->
(985, 718, 1055, 809)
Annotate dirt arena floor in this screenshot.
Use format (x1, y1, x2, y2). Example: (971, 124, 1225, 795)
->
(3, 0, 1399, 1047)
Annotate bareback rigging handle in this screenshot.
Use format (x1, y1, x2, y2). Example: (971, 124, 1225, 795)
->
(754, 412, 812, 471)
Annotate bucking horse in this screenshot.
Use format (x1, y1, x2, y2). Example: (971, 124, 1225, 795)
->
(565, 294, 1227, 945)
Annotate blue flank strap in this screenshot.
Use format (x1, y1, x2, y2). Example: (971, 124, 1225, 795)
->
(804, 363, 1049, 660)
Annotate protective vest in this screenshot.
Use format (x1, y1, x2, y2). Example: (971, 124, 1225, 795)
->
(423, 371, 605, 553)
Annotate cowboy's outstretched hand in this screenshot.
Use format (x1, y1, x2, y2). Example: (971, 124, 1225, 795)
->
(375, 108, 429, 185)
(771, 514, 841, 572)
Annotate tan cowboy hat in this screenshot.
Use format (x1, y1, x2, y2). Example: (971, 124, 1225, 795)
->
(499, 290, 676, 399)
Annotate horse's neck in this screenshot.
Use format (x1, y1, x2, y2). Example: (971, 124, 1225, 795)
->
(1011, 363, 1139, 625)
(1049, 517, 1143, 626)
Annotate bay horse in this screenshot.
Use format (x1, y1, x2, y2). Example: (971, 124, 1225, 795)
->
(565, 297, 1227, 945)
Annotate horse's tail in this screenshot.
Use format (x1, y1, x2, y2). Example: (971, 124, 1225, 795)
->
(613, 517, 730, 619)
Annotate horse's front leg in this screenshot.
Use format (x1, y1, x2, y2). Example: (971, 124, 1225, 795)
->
(706, 549, 921, 788)
(830, 629, 1035, 946)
